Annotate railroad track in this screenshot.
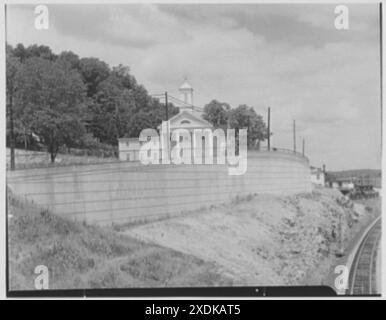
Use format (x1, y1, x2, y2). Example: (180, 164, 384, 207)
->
(348, 217, 382, 295)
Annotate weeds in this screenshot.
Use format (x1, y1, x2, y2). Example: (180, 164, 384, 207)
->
(8, 198, 230, 290)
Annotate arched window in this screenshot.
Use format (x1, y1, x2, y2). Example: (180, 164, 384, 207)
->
(180, 120, 191, 125)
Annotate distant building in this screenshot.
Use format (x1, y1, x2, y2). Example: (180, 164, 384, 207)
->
(118, 138, 142, 162)
(338, 180, 355, 190)
(355, 176, 382, 189)
(310, 166, 325, 186)
(325, 176, 355, 191)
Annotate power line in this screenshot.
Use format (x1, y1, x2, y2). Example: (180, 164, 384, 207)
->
(151, 93, 203, 112)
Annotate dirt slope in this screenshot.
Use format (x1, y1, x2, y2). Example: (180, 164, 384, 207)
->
(125, 188, 378, 286)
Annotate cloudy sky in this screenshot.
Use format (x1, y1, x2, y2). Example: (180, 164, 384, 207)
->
(6, 3, 381, 170)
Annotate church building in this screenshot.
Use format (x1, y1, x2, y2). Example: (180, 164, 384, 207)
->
(165, 78, 213, 133)
(119, 78, 213, 162)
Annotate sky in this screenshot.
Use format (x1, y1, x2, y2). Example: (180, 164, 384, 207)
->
(6, 3, 382, 171)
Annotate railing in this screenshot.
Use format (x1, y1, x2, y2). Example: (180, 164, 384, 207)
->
(119, 145, 309, 164)
(6, 149, 119, 170)
(257, 147, 308, 159)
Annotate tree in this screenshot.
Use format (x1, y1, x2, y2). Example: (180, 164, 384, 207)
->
(9, 43, 180, 157)
(12, 43, 29, 62)
(57, 51, 80, 70)
(111, 64, 137, 90)
(228, 104, 268, 149)
(12, 43, 57, 62)
(6, 48, 21, 170)
(92, 74, 135, 145)
(90, 65, 179, 144)
(15, 57, 87, 162)
(79, 57, 110, 97)
(203, 100, 231, 129)
(26, 44, 57, 60)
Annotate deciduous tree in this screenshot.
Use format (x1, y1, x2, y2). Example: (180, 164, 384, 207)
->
(15, 57, 87, 162)
(228, 104, 268, 149)
(203, 100, 230, 129)
(6, 47, 21, 169)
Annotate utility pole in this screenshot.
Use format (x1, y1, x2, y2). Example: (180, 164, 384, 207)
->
(165, 92, 170, 158)
(267, 107, 271, 151)
(293, 120, 296, 153)
(302, 138, 305, 156)
(114, 100, 120, 158)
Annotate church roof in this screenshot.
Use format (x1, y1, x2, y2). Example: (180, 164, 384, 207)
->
(170, 110, 209, 123)
(160, 110, 213, 130)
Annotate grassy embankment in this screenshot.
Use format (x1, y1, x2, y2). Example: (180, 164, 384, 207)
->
(8, 195, 232, 291)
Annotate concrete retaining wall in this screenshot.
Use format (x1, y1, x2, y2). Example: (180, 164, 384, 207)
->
(7, 150, 312, 225)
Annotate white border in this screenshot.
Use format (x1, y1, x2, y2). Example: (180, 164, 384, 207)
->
(0, 0, 384, 301)
(0, 0, 5, 303)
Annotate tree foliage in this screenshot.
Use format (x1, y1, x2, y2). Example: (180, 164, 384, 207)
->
(228, 105, 269, 148)
(15, 57, 87, 162)
(6, 43, 180, 159)
(203, 100, 230, 130)
(12, 43, 57, 62)
(79, 57, 110, 97)
(6, 47, 20, 109)
(204, 100, 269, 149)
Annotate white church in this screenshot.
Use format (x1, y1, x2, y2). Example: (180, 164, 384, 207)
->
(118, 78, 213, 162)
(166, 78, 213, 133)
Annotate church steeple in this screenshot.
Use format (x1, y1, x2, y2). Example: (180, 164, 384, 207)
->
(179, 77, 193, 109)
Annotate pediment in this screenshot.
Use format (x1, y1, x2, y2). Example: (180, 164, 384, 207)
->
(168, 111, 213, 129)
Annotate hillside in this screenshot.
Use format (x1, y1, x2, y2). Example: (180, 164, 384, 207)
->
(8, 195, 232, 290)
(328, 169, 381, 178)
(8, 187, 379, 290)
